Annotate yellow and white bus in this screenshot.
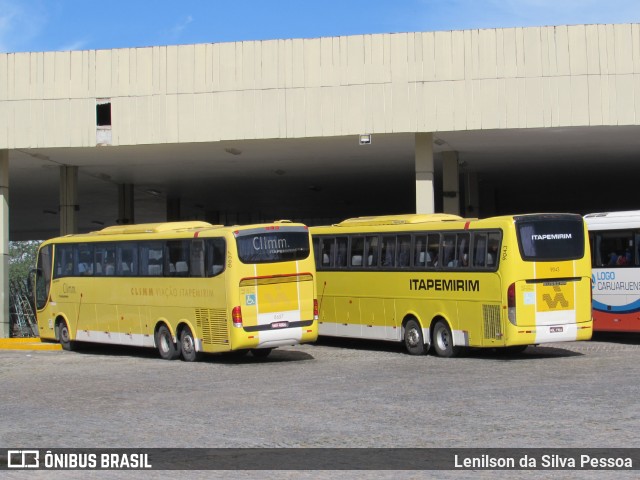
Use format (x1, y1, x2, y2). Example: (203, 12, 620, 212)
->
(311, 213, 592, 357)
(33, 220, 318, 361)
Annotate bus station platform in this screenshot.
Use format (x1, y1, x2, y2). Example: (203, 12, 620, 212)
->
(0, 338, 62, 351)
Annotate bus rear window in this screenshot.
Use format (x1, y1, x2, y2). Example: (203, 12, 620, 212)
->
(515, 215, 585, 261)
(236, 230, 310, 263)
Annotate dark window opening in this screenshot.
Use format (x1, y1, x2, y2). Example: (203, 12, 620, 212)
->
(96, 102, 112, 127)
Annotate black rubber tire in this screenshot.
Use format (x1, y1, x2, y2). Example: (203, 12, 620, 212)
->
(155, 325, 180, 360)
(251, 348, 273, 358)
(180, 327, 202, 362)
(57, 321, 74, 351)
(432, 319, 462, 358)
(403, 318, 427, 355)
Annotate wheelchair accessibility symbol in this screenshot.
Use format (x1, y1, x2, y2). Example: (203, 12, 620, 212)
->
(245, 294, 257, 306)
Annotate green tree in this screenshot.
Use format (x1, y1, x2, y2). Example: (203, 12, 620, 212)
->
(9, 240, 42, 286)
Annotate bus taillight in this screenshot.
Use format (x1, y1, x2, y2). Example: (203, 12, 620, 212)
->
(313, 299, 319, 320)
(232, 306, 243, 327)
(507, 283, 516, 325)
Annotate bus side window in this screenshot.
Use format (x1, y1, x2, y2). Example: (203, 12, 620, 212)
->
(54, 245, 74, 278)
(318, 237, 333, 268)
(487, 233, 501, 267)
(414, 235, 427, 267)
(117, 242, 137, 276)
(398, 235, 411, 268)
(335, 237, 348, 268)
(139, 242, 163, 276)
(473, 234, 487, 267)
(381, 236, 396, 267)
(426, 234, 439, 267)
(166, 240, 190, 277)
(365, 235, 379, 267)
(350, 236, 365, 268)
(456, 233, 470, 268)
(207, 238, 226, 276)
(442, 234, 456, 267)
(35, 244, 52, 310)
(312, 237, 321, 268)
(190, 240, 205, 277)
(74, 243, 94, 276)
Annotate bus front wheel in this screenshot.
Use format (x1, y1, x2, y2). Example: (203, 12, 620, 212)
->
(180, 327, 202, 362)
(155, 325, 179, 360)
(57, 321, 74, 351)
(432, 320, 461, 358)
(403, 318, 427, 355)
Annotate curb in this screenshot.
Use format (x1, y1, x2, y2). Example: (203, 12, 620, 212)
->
(0, 338, 62, 351)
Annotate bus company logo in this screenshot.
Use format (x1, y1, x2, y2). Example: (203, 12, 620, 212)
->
(531, 233, 572, 241)
(7, 450, 39, 468)
(542, 286, 569, 309)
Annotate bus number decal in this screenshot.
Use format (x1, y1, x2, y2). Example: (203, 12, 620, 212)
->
(502, 246, 508, 261)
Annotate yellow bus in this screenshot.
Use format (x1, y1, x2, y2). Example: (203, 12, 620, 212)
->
(33, 220, 318, 361)
(311, 213, 592, 357)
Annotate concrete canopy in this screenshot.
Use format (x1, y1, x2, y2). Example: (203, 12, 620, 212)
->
(7, 123, 640, 240)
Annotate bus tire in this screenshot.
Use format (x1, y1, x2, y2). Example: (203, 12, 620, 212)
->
(432, 320, 461, 358)
(403, 318, 427, 355)
(155, 325, 179, 360)
(57, 320, 74, 351)
(180, 327, 202, 362)
(251, 348, 273, 359)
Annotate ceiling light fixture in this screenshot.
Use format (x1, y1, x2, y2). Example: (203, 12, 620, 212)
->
(359, 134, 372, 145)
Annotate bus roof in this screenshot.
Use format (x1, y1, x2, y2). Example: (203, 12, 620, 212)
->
(94, 221, 219, 235)
(333, 213, 464, 227)
(41, 220, 308, 243)
(584, 210, 640, 230)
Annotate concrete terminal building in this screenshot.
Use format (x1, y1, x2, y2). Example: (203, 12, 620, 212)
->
(2, 23, 640, 336)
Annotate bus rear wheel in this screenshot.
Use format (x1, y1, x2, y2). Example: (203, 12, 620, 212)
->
(432, 320, 461, 358)
(155, 325, 179, 360)
(403, 318, 427, 355)
(57, 321, 74, 351)
(180, 327, 202, 362)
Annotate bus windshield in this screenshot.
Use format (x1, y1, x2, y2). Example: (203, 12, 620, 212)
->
(515, 214, 585, 261)
(235, 229, 310, 263)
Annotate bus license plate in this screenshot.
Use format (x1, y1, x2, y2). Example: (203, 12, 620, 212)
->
(271, 321, 289, 329)
(550, 326, 563, 333)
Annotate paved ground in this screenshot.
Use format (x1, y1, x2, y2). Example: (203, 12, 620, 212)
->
(1, 332, 639, 479)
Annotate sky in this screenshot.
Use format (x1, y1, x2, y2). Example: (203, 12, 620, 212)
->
(1, 0, 640, 53)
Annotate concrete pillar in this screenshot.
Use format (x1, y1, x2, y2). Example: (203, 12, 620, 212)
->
(117, 184, 135, 225)
(0, 150, 9, 338)
(415, 133, 435, 214)
(464, 172, 480, 217)
(442, 151, 460, 215)
(59, 166, 78, 235)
